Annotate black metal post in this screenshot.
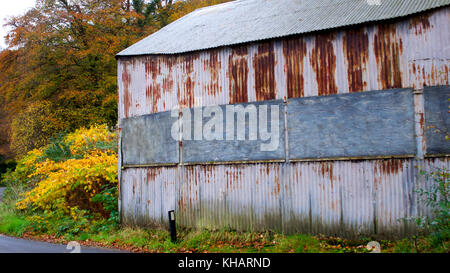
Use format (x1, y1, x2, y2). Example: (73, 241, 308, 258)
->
(168, 210, 177, 243)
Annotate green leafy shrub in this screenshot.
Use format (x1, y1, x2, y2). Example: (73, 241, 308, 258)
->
(416, 168, 449, 247)
(1, 125, 119, 238)
(91, 184, 119, 230)
(40, 134, 76, 162)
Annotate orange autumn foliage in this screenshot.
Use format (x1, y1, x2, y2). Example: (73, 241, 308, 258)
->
(0, 0, 232, 158)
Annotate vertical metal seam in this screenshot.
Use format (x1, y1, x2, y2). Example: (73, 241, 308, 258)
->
(373, 165, 378, 236)
(339, 174, 344, 236)
(413, 88, 426, 159)
(118, 123, 124, 225)
(280, 100, 289, 233)
(176, 109, 182, 227)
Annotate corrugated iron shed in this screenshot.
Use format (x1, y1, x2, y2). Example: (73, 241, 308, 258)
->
(116, 1, 450, 239)
(117, 0, 450, 56)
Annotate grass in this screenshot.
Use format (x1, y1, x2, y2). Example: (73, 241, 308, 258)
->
(0, 204, 30, 236)
(0, 202, 448, 253)
(64, 227, 334, 253)
(391, 237, 450, 253)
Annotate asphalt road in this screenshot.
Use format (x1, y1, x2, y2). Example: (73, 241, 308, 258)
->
(0, 187, 125, 253)
(0, 234, 125, 253)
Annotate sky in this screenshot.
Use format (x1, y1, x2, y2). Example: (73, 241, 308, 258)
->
(0, 1, 36, 49)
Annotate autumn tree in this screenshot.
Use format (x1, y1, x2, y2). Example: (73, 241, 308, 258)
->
(10, 101, 61, 157)
(0, 0, 232, 157)
(1, 0, 144, 156)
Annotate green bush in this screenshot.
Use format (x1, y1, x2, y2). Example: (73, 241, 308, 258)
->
(416, 168, 449, 247)
(40, 134, 75, 162)
(26, 209, 92, 237)
(91, 184, 119, 230)
(1, 125, 119, 240)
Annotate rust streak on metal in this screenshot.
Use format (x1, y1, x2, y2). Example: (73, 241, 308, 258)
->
(319, 162, 334, 189)
(310, 33, 338, 96)
(179, 54, 197, 108)
(162, 56, 175, 99)
(225, 169, 230, 191)
(205, 51, 221, 97)
(409, 12, 431, 35)
(202, 165, 213, 184)
(445, 65, 449, 85)
(419, 112, 425, 133)
(121, 61, 132, 118)
(275, 165, 281, 195)
(229, 46, 249, 103)
(343, 29, 369, 93)
(178, 190, 184, 208)
(273, 174, 280, 196)
(283, 37, 307, 98)
(373, 24, 403, 90)
(146, 168, 162, 182)
(145, 57, 162, 113)
(412, 62, 417, 77)
(253, 42, 277, 101)
(225, 167, 243, 190)
(377, 159, 402, 176)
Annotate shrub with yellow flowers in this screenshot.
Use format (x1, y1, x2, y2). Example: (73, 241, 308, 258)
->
(16, 151, 117, 213)
(64, 125, 117, 156)
(7, 125, 119, 230)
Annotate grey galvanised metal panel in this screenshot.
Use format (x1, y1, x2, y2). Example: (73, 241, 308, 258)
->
(424, 85, 450, 155)
(117, 0, 450, 56)
(182, 100, 285, 164)
(287, 89, 416, 160)
(121, 111, 179, 166)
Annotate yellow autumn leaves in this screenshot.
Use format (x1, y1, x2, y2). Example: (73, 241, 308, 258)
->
(65, 125, 116, 155)
(15, 125, 118, 213)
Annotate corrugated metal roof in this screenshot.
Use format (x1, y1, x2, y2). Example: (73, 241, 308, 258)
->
(117, 0, 450, 56)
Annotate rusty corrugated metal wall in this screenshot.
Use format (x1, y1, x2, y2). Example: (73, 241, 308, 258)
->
(118, 8, 449, 118)
(117, 8, 450, 239)
(120, 159, 450, 239)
